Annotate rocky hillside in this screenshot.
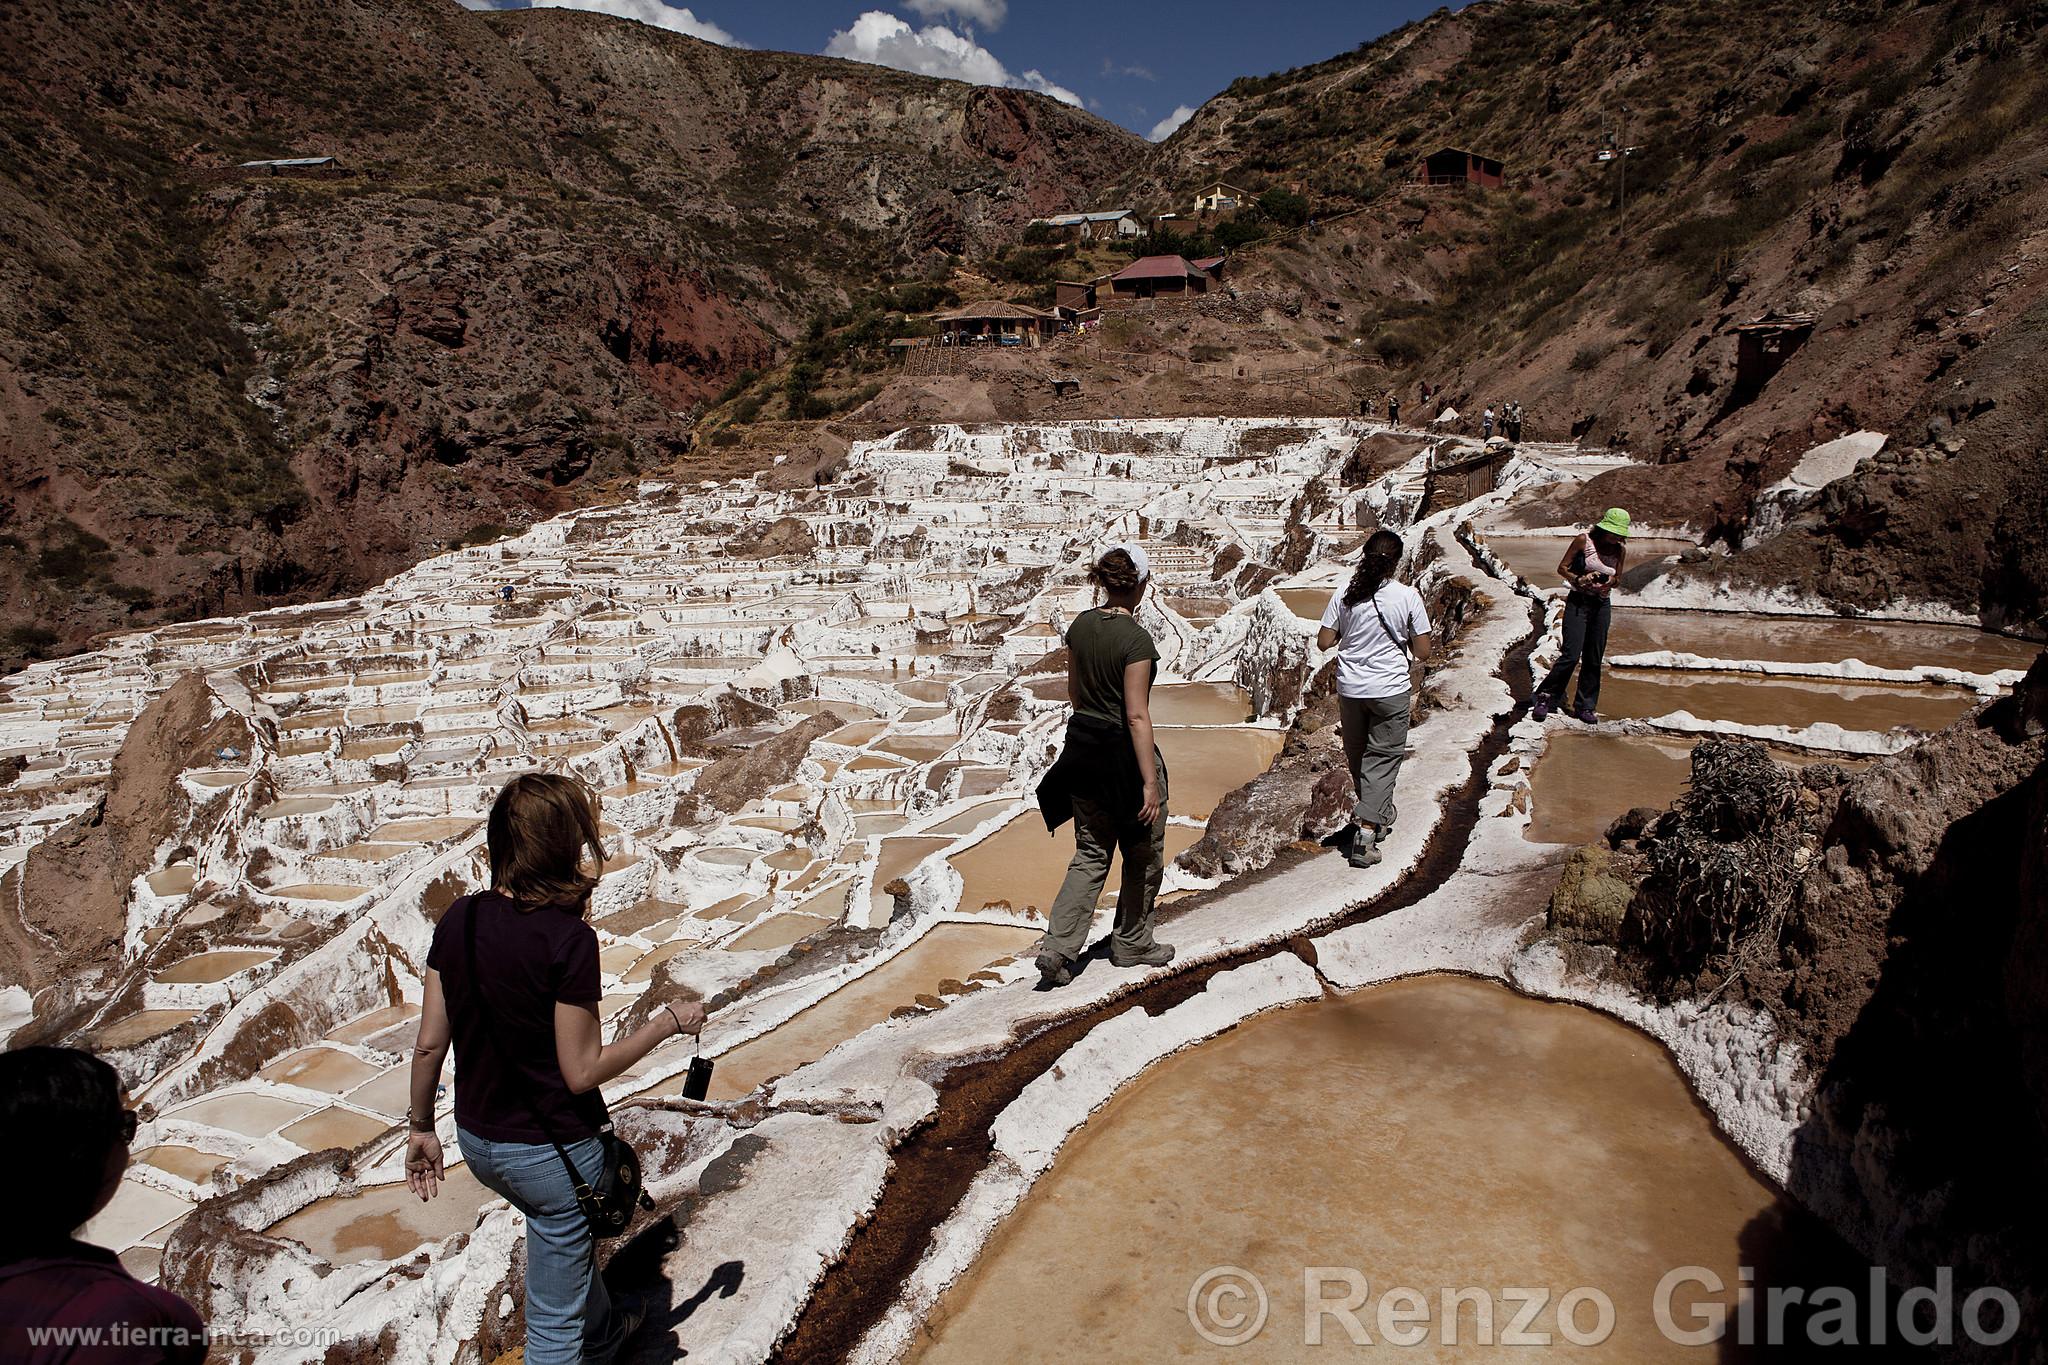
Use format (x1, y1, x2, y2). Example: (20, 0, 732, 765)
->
(1134, 0, 2048, 632)
(0, 0, 1138, 663)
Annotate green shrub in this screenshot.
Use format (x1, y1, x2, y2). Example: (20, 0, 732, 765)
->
(1258, 187, 1311, 228)
(6, 625, 60, 654)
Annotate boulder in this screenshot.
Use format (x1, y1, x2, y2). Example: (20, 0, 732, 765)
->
(1545, 845, 1634, 942)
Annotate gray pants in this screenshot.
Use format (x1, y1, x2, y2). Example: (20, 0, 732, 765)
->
(1341, 692, 1410, 830)
(1041, 753, 1168, 962)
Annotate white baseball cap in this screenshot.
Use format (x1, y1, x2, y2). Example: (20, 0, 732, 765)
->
(1101, 541, 1151, 581)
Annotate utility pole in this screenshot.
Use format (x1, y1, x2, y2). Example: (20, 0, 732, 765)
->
(1618, 104, 1631, 235)
(1596, 104, 1640, 239)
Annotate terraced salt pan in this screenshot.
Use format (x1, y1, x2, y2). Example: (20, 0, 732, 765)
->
(166, 1093, 316, 1139)
(268, 1165, 491, 1265)
(152, 949, 275, 985)
(91, 1009, 197, 1048)
(909, 977, 1774, 1363)
(722, 912, 833, 953)
(280, 1106, 392, 1152)
(1596, 668, 1977, 733)
(136, 1144, 233, 1184)
(258, 1046, 383, 1093)
(1607, 608, 2040, 676)
(652, 923, 1041, 1101)
(323, 1003, 418, 1046)
(1525, 730, 1871, 847)
(78, 1178, 194, 1253)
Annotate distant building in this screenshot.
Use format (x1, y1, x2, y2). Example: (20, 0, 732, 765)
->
(1415, 147, 1504, 188)
(934, 301, 1060, 345)
(1053, 280, 1099, 313)
(1192, 182, 1248, 214)
(1029, 209, 1142, 241)
(1106, 255, 1213, 300)
(1733, 311, 1818, 398)
(236, 156, 345, 177)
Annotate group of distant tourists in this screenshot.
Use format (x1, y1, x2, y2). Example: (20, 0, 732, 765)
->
(1361, 386, 1527, 441)
(1482, 400, 1526, 441)
(1, 510, 1631, 1365)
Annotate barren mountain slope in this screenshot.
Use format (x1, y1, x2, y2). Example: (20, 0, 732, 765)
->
(1133, 0, 2048, 630)
(0, 0, 1139, 664)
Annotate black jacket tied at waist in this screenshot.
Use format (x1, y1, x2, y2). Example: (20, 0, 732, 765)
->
(1037, 712, 1155, 832)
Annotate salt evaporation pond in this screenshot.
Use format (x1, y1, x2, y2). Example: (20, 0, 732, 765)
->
(1524, 731, 1871, 848)
(912, 976, 1801, 1362)
(1150, 682, 1254, 726)
(949, 815, 1204, 917)
(649, 923, 1040, 1101)
(1597, 669, 1976, 733)
(1606, 610, 2040, 674)
(269, 1165, 491, 1265)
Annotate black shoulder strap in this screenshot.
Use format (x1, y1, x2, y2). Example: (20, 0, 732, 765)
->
(1367, 588, 1411, 658)
(463, 898, 605, 1196)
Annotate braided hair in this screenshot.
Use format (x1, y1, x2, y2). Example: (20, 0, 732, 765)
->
(1341, 529, 1406, 609)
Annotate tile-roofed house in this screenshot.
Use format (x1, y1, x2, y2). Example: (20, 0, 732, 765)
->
(1415, 147, 1504, 188)
(934, 301, 1060, 346)
(1106, 256, 1213, 300)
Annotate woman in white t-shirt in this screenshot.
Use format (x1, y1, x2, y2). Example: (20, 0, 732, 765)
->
(1316, 529, 1434, 868)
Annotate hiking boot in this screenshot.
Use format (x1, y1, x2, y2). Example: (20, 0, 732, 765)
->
(1574, 704, 1598, 724)
(1110, 941, 1175, 969)
(1530, 693, 1554, 721)
(1347, 826, 1383, 869)
(1036, 949, 1074, 988)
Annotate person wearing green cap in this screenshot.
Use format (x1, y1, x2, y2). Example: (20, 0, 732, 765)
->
(1531, 508, 1631, 723)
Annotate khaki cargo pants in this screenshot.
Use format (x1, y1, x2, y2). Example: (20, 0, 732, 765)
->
(1041, 752, 1168, 963)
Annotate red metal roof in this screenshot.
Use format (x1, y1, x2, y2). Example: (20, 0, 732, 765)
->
(1190, 256, 1225, 272)
(1110, 255, 1209, 282)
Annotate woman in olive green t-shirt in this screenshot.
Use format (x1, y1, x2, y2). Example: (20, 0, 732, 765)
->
(1036, 544, 1174, 987)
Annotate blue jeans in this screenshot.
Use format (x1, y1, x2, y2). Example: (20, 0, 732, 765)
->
(459, 1129, 624, 1365)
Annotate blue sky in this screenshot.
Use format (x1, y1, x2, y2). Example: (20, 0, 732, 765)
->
(464, 1, 1462, 139)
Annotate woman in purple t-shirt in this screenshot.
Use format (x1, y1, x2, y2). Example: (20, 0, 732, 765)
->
(405, 774, 705, 1365)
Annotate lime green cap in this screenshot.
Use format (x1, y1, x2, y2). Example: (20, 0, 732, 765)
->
(1594, 507, 1632, 538)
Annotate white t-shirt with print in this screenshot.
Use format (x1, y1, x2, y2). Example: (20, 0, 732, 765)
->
(1320, 581, 1433, 699)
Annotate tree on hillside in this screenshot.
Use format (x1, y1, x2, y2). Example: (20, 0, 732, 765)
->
(1257, 187, 1310, 228)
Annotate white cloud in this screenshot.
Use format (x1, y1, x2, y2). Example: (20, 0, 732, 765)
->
(506, 0, 744, 46)
(1149, 104, 1197, 142)
(824, 11, 1081, 108)
(902, 0, 1008, 28)
(1018, 69, 1083, 107)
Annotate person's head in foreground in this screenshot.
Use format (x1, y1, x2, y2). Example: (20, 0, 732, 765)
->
(3, 1046, 136, 1255)
(1087, 542, 1149, 606)
(0, 1046, 207, 1364)
(487, 771, 607, 917)
(1589, 506, 1631, 559)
